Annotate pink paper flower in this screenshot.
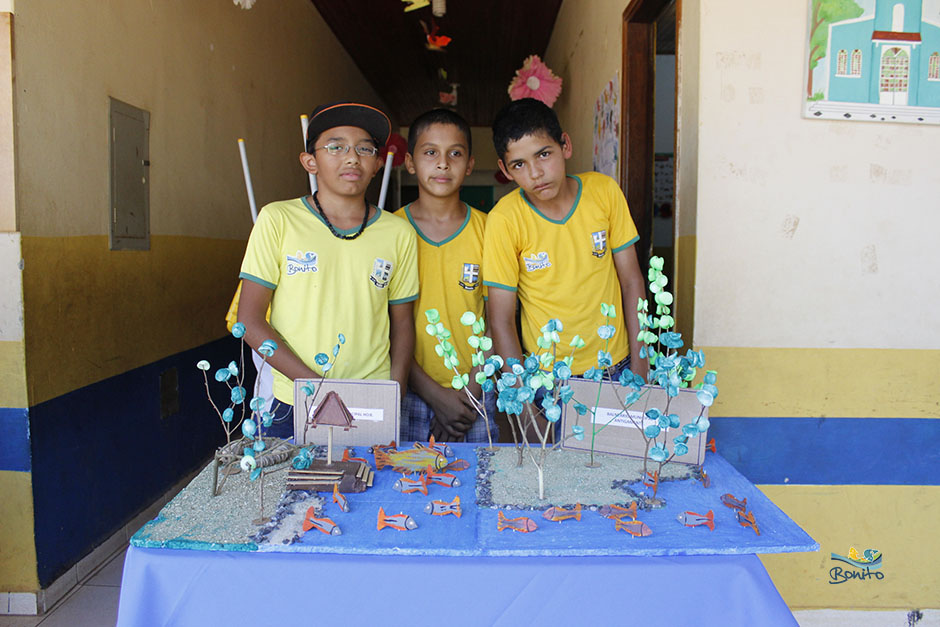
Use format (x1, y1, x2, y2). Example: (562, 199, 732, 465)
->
(508, 55, 562, 106)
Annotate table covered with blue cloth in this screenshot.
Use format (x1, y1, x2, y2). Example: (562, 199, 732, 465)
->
(116, 444, 815, 626)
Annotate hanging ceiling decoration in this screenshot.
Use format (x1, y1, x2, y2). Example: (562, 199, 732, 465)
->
(310, 0, 563, 126)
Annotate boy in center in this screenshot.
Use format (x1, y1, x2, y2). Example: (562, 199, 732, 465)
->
(483, 98, 648, 398)
(396, 109, 498, 443)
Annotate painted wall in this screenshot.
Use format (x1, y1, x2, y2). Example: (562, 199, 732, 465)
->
(3, 0, 388, 592)
(546, 0, 939, 611)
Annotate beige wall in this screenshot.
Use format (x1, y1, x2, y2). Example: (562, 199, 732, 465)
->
(12, 0, 389, 402)
(545, 0, 625, 174)
(693, 0, 940, 350)
(14, 0, 388, 240)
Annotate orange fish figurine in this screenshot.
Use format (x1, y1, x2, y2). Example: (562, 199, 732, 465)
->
(423, 435, 454, 458)
(341, 448, 368, 464)
(615, 518, 653, 537)
(542, 503, 582, 523)
(706, 438, 716, 453)
(302, 506, 341, 536)
(598, 502, 637, 520)
(442, 459, 469, 473)
(643, 470, 660, 496)
(332, 484, 349, 513)
(424, 495, 461, 518)
(497, 510, 538, 533)
(721, 493, 747, 512)
(426, 465, 461, 488)
(736, 510, 761, 536)
(392, 473, 429, 495)
(677, 510, 715, 531)
(377, 506, 418, 531)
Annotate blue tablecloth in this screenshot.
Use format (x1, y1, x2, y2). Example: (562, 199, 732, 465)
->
(117, 546, 796, 626)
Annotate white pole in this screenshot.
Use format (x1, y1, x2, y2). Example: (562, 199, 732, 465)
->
(377, 146, 396, 210)
(237, 138, 258, 223)
(300, 114, 317, 195)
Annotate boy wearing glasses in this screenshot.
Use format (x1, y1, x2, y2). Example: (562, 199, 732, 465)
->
(238, 102, 419, 439)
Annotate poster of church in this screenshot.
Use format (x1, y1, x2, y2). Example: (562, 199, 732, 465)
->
(804, 0, 940, 124)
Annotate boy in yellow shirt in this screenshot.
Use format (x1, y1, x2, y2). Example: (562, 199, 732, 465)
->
(395, 109, 498, 443)
(483, 98, 648, 385)
(239, 102, 419, 438)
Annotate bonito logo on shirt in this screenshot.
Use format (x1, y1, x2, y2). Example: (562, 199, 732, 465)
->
(523, 251, 552, 272)
(370, 258, 393, 288)
(286, 251, 318, 275)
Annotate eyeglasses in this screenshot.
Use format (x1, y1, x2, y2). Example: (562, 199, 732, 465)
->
(314, 143, 380, 158)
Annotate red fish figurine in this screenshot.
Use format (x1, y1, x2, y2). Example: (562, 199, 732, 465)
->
(615, 519, 653, 537)
(497, 510, 538, 533)
(425, 495, 461, 518)
(542, 503, 582, 523)
(706, 438, 716, 453)
(677, 510, 715, 531)
(377, 507, 418, 531)
(442, 459, 470, 473)
(302, 506, 341, 536)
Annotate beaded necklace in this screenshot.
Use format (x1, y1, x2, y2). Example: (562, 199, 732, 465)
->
(312, 192, 371, 240)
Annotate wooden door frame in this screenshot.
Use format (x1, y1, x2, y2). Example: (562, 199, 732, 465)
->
(621, 0, 676, 272)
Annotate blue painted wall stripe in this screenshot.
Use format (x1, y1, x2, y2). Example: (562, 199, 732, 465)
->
(709, 417, 940, 485)
(0, 407, 30, 472)
(30, 336, 240, 587)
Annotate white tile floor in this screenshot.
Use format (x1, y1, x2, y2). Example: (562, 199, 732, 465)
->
(0, 545, 125, 627)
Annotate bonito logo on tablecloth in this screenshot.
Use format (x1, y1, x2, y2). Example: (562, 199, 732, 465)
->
(829, 546, 884, 584)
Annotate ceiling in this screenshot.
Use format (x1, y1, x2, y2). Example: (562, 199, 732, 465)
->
(310, 0, 563, 128)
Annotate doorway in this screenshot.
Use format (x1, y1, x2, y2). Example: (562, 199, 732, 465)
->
(621, 0, 678, 288)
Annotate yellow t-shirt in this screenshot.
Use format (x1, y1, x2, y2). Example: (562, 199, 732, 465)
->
(482, 172, 638, 374)
(394, 203, 486, 388)
(240, 197, 419, 404)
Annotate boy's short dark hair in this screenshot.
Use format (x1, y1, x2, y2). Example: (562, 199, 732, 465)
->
(492, 98, 564, 160)
(305, 102, 391, 153)
(407, 109, 472, 156)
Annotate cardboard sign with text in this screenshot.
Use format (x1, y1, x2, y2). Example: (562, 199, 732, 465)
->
(293, 379, 400, 447)
(560, 381, 707, 466)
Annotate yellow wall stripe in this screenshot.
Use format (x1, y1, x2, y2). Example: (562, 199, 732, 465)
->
(698, 347, 940, 418)
(758, 485, 939, 609)
(0, 340, 27, 407)
(22, 235, 246, 405)
(0, 470, 39, 591)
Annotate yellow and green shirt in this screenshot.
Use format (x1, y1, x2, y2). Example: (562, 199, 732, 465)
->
(394, 203, 486, 387)
(482, 172, 638, 374)
(240, 197, 419, 403)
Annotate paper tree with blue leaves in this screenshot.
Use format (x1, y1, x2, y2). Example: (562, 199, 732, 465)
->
(427, 310, 587, 500)
(566, 256, 717, 481)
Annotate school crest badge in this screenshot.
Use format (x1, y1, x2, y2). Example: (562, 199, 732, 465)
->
(458, 263, 480, 291)
(591, 230, 608, 258)
(370, 258, 393, 288)
(286, 251, 318, 275)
